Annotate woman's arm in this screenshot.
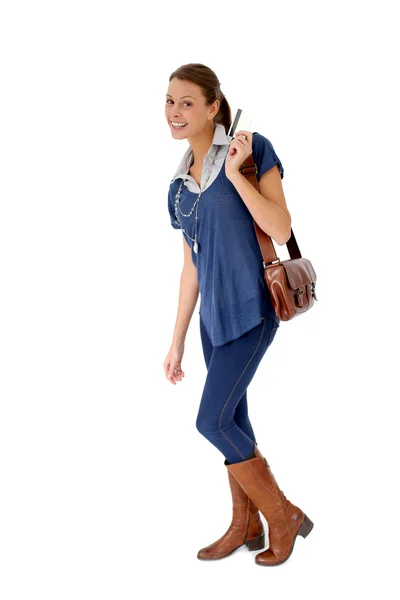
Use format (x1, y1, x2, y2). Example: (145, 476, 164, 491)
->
(171, 237, 199, 347)
(228, 166, 291, 245)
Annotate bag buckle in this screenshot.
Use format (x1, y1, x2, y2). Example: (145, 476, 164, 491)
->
(239, 163, 259, 176)
(311, 281, 318, 301)
(263, 259, 280, 269)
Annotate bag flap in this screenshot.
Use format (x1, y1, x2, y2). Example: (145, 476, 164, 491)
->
(281, 258, 317, 290)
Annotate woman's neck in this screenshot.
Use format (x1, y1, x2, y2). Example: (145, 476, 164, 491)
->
(188, 122, 215, 166)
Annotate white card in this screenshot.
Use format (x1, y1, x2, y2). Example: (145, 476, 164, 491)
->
(228, 109, 253, 138)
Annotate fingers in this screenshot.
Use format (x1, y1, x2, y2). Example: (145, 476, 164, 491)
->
(232, 135, 246, 143)
(230, 135, 249, 152)
(165, 362, 185, 385)
(229, 130, 253, 162)
(234, 130, 252, 139)
(233, 130, 252, 146)
(229, 138, 245, 156)
(175, 365, 185, 380)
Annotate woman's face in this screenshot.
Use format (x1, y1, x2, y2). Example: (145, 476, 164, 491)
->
(165, 78, 219, 139)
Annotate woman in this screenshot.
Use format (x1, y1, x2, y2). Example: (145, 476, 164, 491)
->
(163, 63, 313, 567)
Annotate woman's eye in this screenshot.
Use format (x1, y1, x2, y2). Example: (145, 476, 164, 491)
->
(166, 100, 191, 107)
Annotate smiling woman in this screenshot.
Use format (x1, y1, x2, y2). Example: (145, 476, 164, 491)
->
(162, 62, 313, 567)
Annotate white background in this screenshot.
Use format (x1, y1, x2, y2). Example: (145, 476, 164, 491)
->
(1, 1, 399, 598)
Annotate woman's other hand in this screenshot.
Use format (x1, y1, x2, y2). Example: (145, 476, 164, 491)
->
(164, 343, 185, 385)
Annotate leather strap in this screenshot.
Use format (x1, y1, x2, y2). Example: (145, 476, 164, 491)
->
(239, 153, 302, 265)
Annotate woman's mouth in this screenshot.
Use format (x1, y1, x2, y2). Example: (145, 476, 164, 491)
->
(171, 121, 188, 131)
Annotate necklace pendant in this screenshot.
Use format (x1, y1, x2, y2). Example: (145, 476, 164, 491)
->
(193, 241, 198, 253)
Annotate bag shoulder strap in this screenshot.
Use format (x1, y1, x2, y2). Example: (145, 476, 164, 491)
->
(239, 152, 302, 265)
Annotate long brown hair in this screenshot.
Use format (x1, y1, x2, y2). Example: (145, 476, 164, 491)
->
(169, 63, 232, 134)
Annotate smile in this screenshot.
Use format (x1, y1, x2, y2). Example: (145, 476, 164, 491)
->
(171, 121, 188, 130)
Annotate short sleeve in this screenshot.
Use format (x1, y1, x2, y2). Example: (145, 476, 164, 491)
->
(168, 186, 182, 230)
(251, 132, 284, 182)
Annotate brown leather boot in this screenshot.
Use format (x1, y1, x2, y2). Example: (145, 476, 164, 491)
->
(197, 453, 265, 560)
(226, 443, 314, 566)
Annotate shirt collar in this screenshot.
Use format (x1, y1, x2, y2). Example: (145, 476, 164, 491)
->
(170, 122, 232, 183)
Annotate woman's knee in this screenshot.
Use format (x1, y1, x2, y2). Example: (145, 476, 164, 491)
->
(196, 413, 236, 439)
(195, 414, 219, 438)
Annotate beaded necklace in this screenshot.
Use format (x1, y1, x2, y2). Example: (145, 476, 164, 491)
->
(173, 154, 217, 254)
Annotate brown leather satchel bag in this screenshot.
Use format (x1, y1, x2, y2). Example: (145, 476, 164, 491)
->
(239, 154, 318, 321)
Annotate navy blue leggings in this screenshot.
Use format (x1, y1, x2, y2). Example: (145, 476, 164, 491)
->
(196, 314, 280, 464)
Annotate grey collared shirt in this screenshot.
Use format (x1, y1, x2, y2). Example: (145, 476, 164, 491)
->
(170, 122, 233, 193)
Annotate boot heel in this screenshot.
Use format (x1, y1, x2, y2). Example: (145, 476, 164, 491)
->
(297, 513, 314, 538)
(245, 533, 265, 551)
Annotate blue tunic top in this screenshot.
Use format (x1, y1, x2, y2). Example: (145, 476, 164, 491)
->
(167, 128, 284, 347)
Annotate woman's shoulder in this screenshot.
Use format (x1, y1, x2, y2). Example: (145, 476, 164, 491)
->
(251, 132, 284, 180)
(252, 131, 274, 150)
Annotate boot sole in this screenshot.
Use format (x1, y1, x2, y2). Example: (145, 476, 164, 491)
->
(197, 532, 266, 560)
(255, 513, 314, 567)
